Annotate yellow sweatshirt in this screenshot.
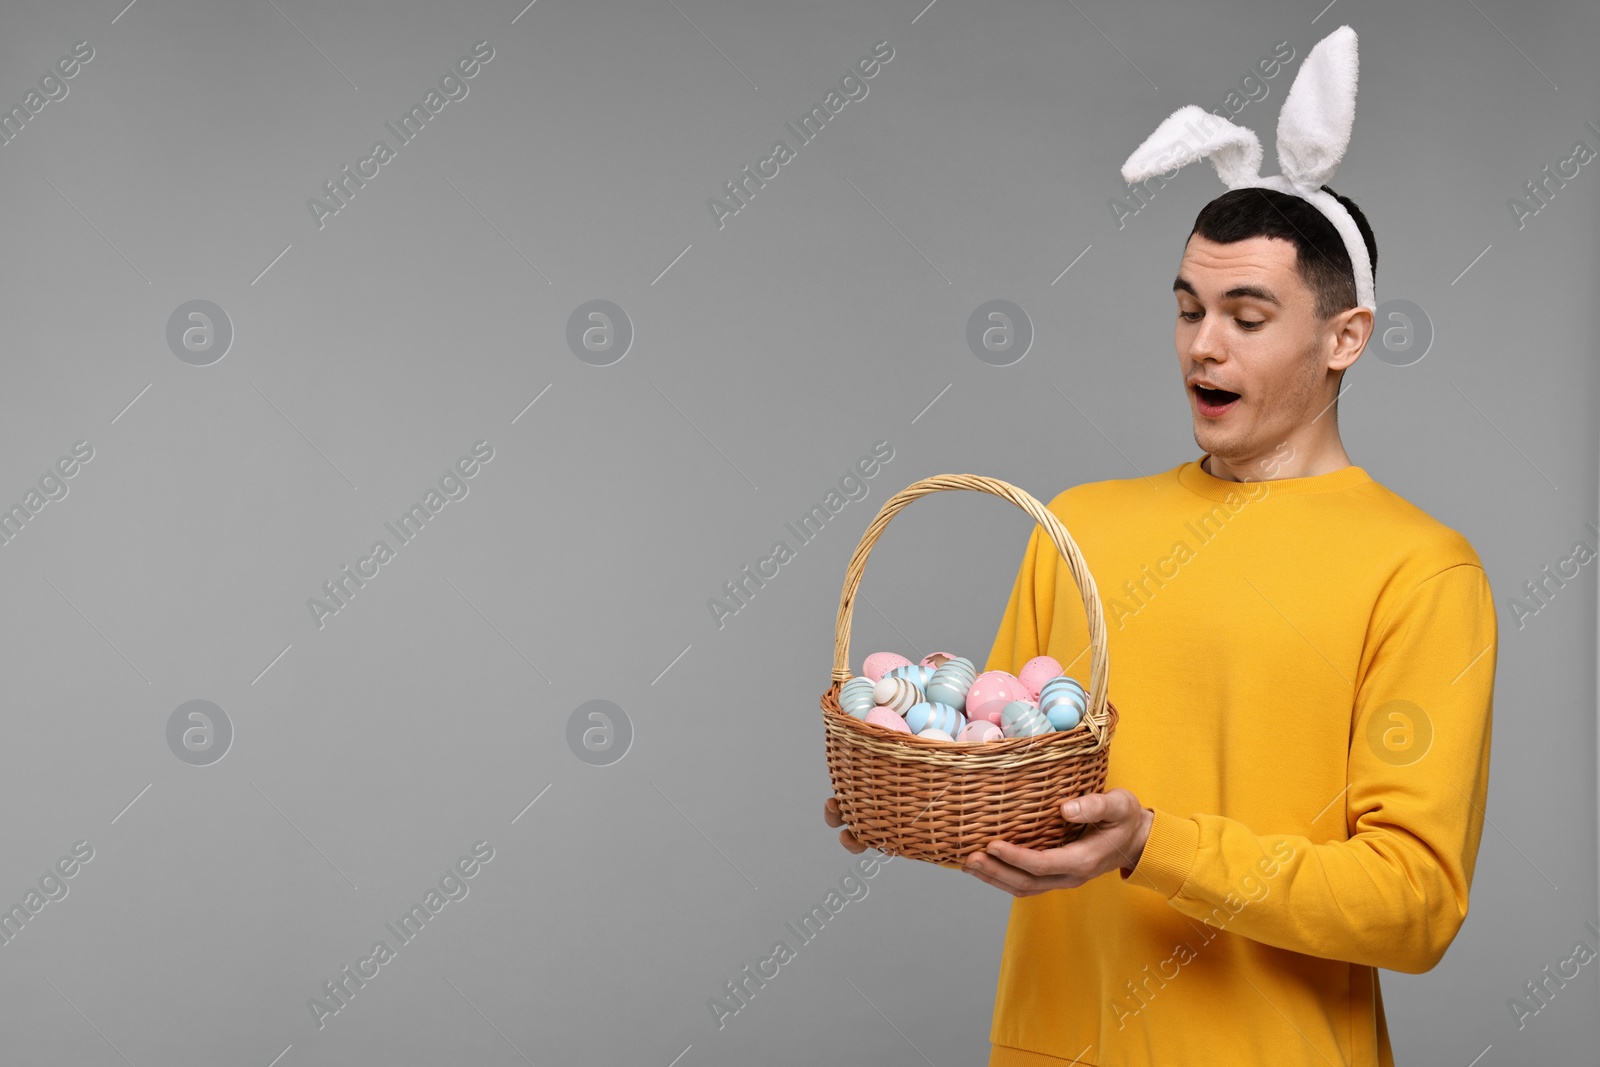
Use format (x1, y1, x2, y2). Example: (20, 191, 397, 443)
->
(982, 454, 1497, 1067)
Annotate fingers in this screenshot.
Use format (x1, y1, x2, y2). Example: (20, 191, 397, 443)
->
(824, 797, 866, 853)
(823, 796, 845, 828)
(964, 851, 1055, 896)
(983, 838, 1077, 878)
(1062, 789, 1135, 825)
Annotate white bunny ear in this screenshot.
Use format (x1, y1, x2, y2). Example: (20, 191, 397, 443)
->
(1121, 104, 1263, 189)
(1275, 25, 1359, 192)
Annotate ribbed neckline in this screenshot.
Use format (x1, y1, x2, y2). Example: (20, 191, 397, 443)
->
(1177, 452, 1372, 501)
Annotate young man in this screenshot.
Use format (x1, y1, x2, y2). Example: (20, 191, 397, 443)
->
(824, 185, 1497, 1066)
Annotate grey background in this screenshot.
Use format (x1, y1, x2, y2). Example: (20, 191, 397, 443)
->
(0, 1, 1595, 1065)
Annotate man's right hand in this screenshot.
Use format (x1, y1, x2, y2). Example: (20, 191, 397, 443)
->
(823, 796, 866, 854)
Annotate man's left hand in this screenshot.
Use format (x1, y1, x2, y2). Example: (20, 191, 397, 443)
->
(965, 789, 1154, 897)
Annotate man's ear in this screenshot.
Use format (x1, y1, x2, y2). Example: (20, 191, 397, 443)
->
(1328, 305, 1372, 370)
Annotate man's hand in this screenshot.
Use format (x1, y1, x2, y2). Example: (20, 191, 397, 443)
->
(964, 789, 1154, 897)
(823, 795, 866, 854)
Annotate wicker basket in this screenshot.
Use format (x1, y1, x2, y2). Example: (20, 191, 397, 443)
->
(820, 474, 1118, 867)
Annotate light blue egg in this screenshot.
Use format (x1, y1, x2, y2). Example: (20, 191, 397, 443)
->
(841, 676, 877, 719)
(1000, 699, 1051, 738)
(1039, 676, 1086, 705)
(904, 701, 931, 732)
(925, 677, 967, 712)
(1039, 687, 1085, 712)
(1046, 703, 1082, 731)
(934, 659, 977, 682)
(905, 701, 963, 736)
(1036, 681, 1088, 703)
(928, 661, 975, 705)
(1039, 678, 1087, 720)
(888, 663, 937, 688)
(1039, 676, 1085, 730)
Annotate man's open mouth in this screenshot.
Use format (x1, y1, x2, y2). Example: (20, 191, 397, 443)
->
(1192, 385, 1241, 414)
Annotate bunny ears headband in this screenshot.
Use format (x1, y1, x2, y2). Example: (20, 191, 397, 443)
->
(1120, 25, 1375, 311)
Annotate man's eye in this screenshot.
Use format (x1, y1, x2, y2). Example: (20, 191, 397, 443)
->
(1178, 311, 1201, 322)
(1236, 319, 1264, 329)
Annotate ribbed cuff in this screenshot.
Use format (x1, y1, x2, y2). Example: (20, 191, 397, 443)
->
(1121, 808, 1198, 899)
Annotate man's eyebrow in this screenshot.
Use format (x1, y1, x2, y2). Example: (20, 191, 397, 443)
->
(1172, 276, 1283, 308)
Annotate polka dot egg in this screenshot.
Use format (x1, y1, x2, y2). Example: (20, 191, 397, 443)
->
(965, 671, 1026, 725)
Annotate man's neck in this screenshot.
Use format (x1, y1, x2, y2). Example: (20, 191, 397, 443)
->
(1202, 440, 1353, 482)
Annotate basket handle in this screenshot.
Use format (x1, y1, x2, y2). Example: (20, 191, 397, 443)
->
(830, 474, 1112, 749)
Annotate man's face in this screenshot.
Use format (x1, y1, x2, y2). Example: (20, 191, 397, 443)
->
(1173, 234, 1339, 467)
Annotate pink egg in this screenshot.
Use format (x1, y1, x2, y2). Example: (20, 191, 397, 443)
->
(957, 720, 1003, 743)
(864, 707, 911, 733)
(862, 652, 914, 682)
(1019, 656, 1064, 701)
(965, 671, 1025, 725)
(919, 651, 961, 669)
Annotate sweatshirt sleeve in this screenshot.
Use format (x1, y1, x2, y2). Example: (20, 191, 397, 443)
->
(1124, 562, 1498, 975)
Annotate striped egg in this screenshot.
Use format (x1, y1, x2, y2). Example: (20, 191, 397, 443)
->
(1000, 699, 1051, 738)
(886, 663, 937, 688)
(927, 660, 977, 711)
(935, 657, 978, 683)
(925, 677, 968, 712)
(1046, 698, 1084, 731)
(840, 676, 878, 719)
(905, 701, 964, 737)
(872, 676, 923, 714)
(1039, 677, 1087, 730)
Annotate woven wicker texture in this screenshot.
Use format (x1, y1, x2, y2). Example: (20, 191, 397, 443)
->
(820, 474, 1118, 866)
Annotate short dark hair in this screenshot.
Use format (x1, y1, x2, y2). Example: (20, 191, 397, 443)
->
(1188, 186, 1377, 321)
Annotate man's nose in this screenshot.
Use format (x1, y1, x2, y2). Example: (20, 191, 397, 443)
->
(1186, 317, 1226, 362)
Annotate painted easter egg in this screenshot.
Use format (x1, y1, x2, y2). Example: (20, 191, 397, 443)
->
(1000, 699, 1051, 738)
(915, 727, 955, 742)
(927, 658, 976, 709)
(1018, 656, 1064, 701)
(1039, 676, 1088, 730)
(1047, 704, 1083, 732)
(925, 679, 966, 711)
(872, 676, 923, 714)
(905, 701, 964, 737)
(864, 707, 911, 733)
(862, 652, 914, 682)
(840, 676, 878, 719)
(966, 671, 1026, 725)
(920, 651, 960, 669)
(886, 663, 937, 688)
(956, 720, 1003, 743)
